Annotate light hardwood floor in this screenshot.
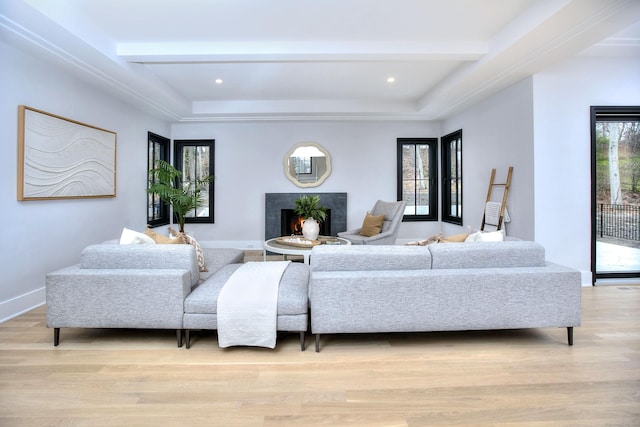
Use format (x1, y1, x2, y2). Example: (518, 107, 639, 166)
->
(1, 284, 639, 426)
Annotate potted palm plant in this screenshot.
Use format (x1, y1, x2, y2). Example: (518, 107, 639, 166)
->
(147, 159, 213, 233)
(293, 195, 327, 240)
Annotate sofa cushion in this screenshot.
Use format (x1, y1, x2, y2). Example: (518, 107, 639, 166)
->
(429, 241, 546, 269)
(199, 248, 246, 279)
(185, 263, 309, 316)
(81, 242, 200, 287)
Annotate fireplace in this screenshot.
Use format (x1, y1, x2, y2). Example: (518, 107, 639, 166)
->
(265, 193, 347, 240)
(281, 209, 331, 236)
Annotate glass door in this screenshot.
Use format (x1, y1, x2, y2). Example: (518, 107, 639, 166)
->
(591, 106, 640, 282)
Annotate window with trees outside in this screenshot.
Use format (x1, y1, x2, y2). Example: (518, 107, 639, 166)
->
(592, 106, 640, 280)
(147, 132, 170, 227)
(441, 130, 463, 225)
(397, 138, 438, 221)
(174, 139, 215, 224)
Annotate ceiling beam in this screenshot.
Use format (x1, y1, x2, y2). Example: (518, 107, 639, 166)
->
(117, 41, 487, 64)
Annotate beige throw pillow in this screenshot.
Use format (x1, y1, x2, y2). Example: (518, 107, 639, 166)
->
(441, 233, 469, 243)
(359, 212, 385, 237)
(145, 227, 185, 244)
(168, 227, 208, 272)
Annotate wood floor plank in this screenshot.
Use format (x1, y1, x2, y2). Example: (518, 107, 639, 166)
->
(0, 285, 639, 426)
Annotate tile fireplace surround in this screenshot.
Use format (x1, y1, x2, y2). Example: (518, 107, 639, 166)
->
(265, 193, 347, 240)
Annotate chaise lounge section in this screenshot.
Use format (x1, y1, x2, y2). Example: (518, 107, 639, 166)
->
(183, 262, 310, 350)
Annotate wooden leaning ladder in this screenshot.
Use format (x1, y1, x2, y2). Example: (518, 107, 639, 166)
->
(480, 166, 513, 231)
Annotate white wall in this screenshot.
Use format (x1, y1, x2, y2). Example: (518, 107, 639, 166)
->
(0, 41, 170, 321)
(171, 120, 443, 246)
(441, 77, 536, 240)
(532, 55, 640, 283)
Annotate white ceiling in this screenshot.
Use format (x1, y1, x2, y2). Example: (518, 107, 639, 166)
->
(3, 0, 640, 122)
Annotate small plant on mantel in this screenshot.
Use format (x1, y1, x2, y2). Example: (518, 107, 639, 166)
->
(147, 159, 214, 233)
(293, 195, 328, 222)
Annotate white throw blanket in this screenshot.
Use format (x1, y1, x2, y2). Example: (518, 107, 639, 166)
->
(217, 261, 290, 349)
(485, 201, 510, 226)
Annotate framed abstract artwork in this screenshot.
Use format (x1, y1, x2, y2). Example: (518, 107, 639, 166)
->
(17, 106, 117, 200)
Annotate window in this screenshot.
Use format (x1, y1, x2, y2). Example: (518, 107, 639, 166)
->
(441, 129, 463, 225)
(591, 106, 640, 281)
(174, 139, 215, 224)
(397, 138, 438, 221)
(147, 132, 170, 227)
(294, 156, 312, 175)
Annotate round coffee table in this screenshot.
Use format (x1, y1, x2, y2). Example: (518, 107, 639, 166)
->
(263, 236, 351, 264)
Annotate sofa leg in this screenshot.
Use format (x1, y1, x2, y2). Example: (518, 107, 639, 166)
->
(567, 327, 573, 346)
(299, 332, 306, 351)
(185, 330, 191, 349)
(176, 329, 183, 348)
(53, 328, 60, 346)
(315, 334, 320, 352)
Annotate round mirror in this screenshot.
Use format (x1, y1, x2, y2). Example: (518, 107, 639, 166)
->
(284, 142, 332, 188)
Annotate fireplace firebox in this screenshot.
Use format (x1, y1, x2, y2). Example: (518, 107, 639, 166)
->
(281, 209, 331, 236)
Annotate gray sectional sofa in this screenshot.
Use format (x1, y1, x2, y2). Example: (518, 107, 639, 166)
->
(47, 237, 582, 353)
(309, 240, 582, 351)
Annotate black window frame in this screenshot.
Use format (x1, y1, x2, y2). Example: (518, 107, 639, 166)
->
(147, 132, 170, 227)
(441, 129, 463, 225)
(397, 138, 439, 221)
(174, 139, 215, 225)
(590, 106, 640, 282)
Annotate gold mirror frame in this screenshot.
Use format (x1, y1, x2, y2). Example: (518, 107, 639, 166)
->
(284, 142, 332, 188)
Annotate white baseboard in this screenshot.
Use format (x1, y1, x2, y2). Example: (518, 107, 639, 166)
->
(0, 287, 45, 323)
(581, 271, 594, 287)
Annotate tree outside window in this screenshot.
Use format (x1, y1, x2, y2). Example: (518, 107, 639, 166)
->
(442, 130, 463, 225)
(147, 132, 170, 227)
(397, 138, 438, 221)
(174, 140, 215, 224)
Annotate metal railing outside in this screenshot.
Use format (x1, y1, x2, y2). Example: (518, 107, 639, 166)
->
(597, 204, 640, 241)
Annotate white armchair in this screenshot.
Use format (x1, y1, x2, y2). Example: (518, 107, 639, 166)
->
(338, 200, 406, 245)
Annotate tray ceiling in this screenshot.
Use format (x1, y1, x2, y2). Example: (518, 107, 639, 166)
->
(3, 0, 640, 121)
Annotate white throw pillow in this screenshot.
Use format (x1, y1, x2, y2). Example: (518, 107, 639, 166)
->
(476, 230, 504, 242)
(464, 230, 504, 242)
(119, 227, 156, 245)
(464, 231, 480, 242)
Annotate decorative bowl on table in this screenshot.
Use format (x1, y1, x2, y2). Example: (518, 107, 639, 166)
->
(319, 237, 342, 245)
(276, 236, 321, 248)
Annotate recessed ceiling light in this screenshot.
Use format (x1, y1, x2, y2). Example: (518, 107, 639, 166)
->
(387, 77, 396, 83)
(215, 78, 223, 84)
